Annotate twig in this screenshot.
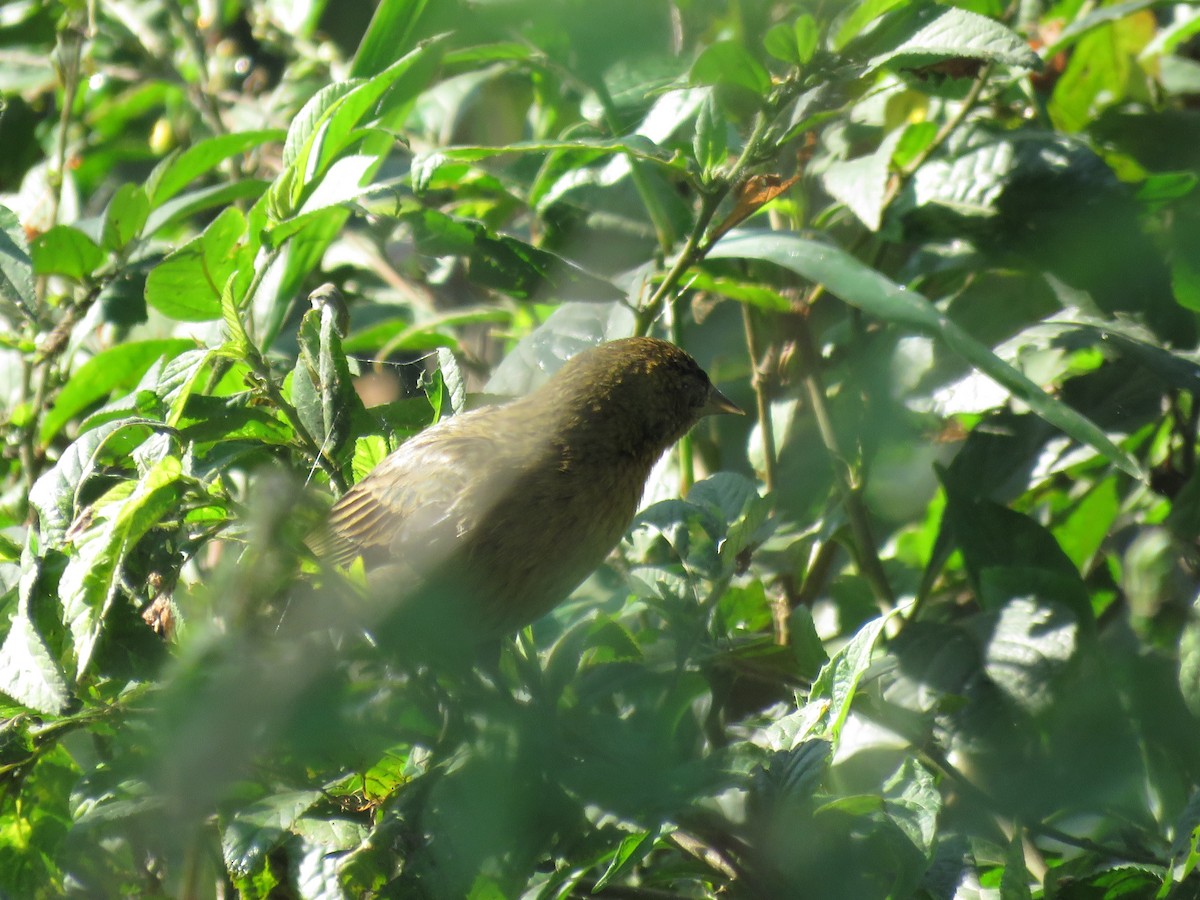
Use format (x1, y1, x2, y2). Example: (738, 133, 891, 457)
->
(920, 745, 1160, 866)
(18, 27, 87, 499)
(164, 0, 227, 136)
(741, 305, 777, 492)
(794, 316, 894, 612)
(592, 79, 674, 255)
(636, 189, 725, 334)
(635, 91, 793, 334)
(881, 61, 995, 213)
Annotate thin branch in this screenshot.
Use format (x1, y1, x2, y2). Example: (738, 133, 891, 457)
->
(164, 0, 227, 136)
(635, 89, 794, 334)
(881, 61, 995, 213)
(794, 316, 894, 612)
(920, 745, 1161, 866)
(592, 79, 675, 255)
(636, 189, 726, 334)
(741, 305, 777, 492)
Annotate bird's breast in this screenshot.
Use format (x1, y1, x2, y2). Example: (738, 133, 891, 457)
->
(458, 450, 648, 634)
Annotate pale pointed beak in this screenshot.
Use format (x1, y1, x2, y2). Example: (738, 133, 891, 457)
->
(701, 385, 744, 417)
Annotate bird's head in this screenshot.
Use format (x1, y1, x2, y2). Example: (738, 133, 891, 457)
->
(542, 337, 742, 460)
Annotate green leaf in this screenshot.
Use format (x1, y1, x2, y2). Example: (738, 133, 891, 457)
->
(766, 15, 820, 65)
(145, 206, 245, 321)
(351, 434, 392, 483)
(435, 347, 466, 416)
(28, 420, 156, 548)
(412, 135, 680, 193)
(146, 129, 283, 207)
(0, 204, 36, 322)
(940, 468, 1093, 622)
(442, 42, 536, 67)
(810, 612, 897, 741)
(176, 395, 294, 446)
(691, 40, 771, 95)
(0, 743, 77, 895)
(0, 551, 71, 715)
(279, 82, 360, 174)
(59, 456, 182, 677)
(1048, 10, 1155, 133)
(144, 179, 269, 238)
(1000, 831, 1035, 899)
(30, 225, 105, 280)
(404, 208, 624, 303)
(101, 183, 150, 252)
(765, 23, 801, 64)
(750, 739, 831, 807)
(1053, 477, 1119, 570)
(683, 269, 792, 311)
(350, 0, 432, 78)
(971, 591, 1080, 714)
(161, 348, 219, 426)
(687, 472, 760, 525)
(882, 759, 940, 856)
(1172, 208, 1200, 312)
(822, 129, 904, 231)
(97, 257, 152, 326)
(794, 14, 819, 64)
(266, 156, 377, 244)
(835, 0, 911, 50)
(0, 613, 70, 715)
(279, 37, 445, 211)
(867, 6, 1041, 72)
(693, 93, 727, 178)
(1180, 614, 1200, 720)
(289, 818, 370, 897)
(292, 302, 360, 456)
(40, 339, 195, 443)
(1044, 0, 1164, 56)
(593, 827, 664, 892)
(708, 231, 1145, 480)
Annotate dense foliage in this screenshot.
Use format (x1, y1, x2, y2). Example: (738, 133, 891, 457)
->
(3, 0, 1200, 896)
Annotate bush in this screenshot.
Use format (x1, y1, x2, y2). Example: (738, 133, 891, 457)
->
(2, 0, 1200, 896)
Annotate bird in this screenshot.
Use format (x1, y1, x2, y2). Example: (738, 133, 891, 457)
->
(318, 336, 742, 644)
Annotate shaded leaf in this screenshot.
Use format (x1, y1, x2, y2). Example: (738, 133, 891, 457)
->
(223, 790, 323, 877)
(709, 230, 1144, 479)
(405, 209, 624, 303)
(59, 456, 182, 676)
(0, 204, 36, 322)
(0, 554, 70, 715)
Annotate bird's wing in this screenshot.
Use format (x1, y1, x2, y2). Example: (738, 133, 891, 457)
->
(324, 411, 508, 568)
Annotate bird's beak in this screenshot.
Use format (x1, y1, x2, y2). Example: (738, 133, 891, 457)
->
(701, 385, 744, 417)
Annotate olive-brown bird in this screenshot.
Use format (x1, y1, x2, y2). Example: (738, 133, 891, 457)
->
(322, 337, 741, 642)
